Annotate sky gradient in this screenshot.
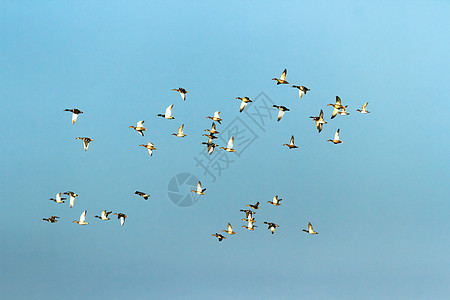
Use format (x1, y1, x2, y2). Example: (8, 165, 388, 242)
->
(1, 1, 449, 299)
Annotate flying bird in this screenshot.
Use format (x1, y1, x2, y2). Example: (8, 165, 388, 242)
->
(267, 195, 282, 206)
(73, 210, 88, 225)
(283, 135, 298, 149)
(272, 69, 289, 85)
(134, 191, 150, 200)
(242, 220, 257, 230)
(357, 102, 370, 114)
(201, 141, 218, 155)
(114, 213, 128, 226)
(310, 110, 327, 133)
(206, 111, 222, 124)
(263, 222, 279, 234)
(94, 210, 112, 220)
(157, 104, 175, 119)
(63, 191, 78, 208)
(302, 222, 318, 234)
(291, 85, 310, 99)
(129, 120, 146, 136)
(220, 136, 236, 152)
(139, 142, 156, 157)
(246, 202, 260, 210)
(172, 124, 186, 137)
(64, 108, 83, 124)
(172, 88, 188, 101)
(222, 223, 236, 235)
(49, 192, 66, 204)
(191, 181, 206, 195)
(272, 105, 290, 121)
(76, 137, 93, 151)
(328, 128, 343, 144)
(338, 106, 350, 116)
(212, 233, 226, 242)
(240, 209, 256, 221)
(42, 216, 59, 223)
(236, 97, 252, 112)
(204, 122, 220, 134)
(328, 96, 346, 119)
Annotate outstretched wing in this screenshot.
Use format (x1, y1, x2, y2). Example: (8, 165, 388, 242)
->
(178, 124, 184, 134)
(334, 129, 340, 141)
(137, 120, 144, 127)
(227, 137, 234, 149)
(331, 108, 338, 119)
(80, 210, 87, 222)
(165, 104, 174, 117)
(277, 110, 285, 121)
(336, 96, 341, 105)
(280, 69, 287, 81)
(214, 111, 220, 118)
(239, 101, 247, 112)
(362, 102, 368, 110)
(290, 135, 295, 145)
(72, 113, 78, 124)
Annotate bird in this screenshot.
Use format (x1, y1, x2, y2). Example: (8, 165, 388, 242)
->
(310, 109, 327, 133)
(42, 216, 59, 223)
(134, 191, 149, 200)
(139, 142, 156, 157)
(73, 210, 88, 225)
(206, 111, 222, 124)
(242, 220, 257, 230)
(172, 88, 188, 101)
(94, 210, 112, 220)
(212, 233, 226, 241)
(76, 137, 93, 151)
(328, 96, 346, 119)
(239, 209, 256, 220)
(263, 222, 279, 234)
(328, 128, 343, 144)
(357, 102, 370, 114)
(129, 120, 146, 136)
(64, 108, 83, 124)
(202, 133, 218, 140)
(114, 213, 128, 226)
(172, 124, 186, 137)
(201, 141, 218, 155)
(49, 192, 66, 204)
(267, 195, 282, 206)
(222, 223, 236, 235)
(157, 104, 175, 119)
(220, 136, 236, 152)
(291, 85, 310, 99)
(63, 191, 78, 208)
(204, 122, 220, 134)
(191, 181, 206, 195)
(272, 105, 290, 121)
(338, 106, 350, 116)
(236, 97, 252, 112)
(302, 222, 318, 234)
(272, 69, 289, 85)
(246, 202, 260, 210)
(283, 135, 298, 149)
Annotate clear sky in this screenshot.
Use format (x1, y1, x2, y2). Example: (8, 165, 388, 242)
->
(1, 1, 449, 299)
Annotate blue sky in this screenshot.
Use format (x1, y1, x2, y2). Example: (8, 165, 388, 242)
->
(1, 1, 449, 299)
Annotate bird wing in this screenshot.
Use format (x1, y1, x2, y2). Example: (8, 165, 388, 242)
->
(334, 129, 340, 141)
(227, 137, 234, 149)
(239, 101, 247, 112)
(165, 104, 173, 117)
(178, 124, 184, 134)
(56, 193, 61, 201)
(147, 149, 153, 157)
(211, 123, 216, 131)
(80, 210, 86, 222)
(197, 181, 202, 192)
(290, 135, 295, 145)
(137, 120, 144, 127)
(83, 140, 90, 151)
(120, 216, 125, 226)
(277, 110, 285, 121)
(72, 113, 78, 124)
(280, 69, 287, 81)
(101, 210, 106, 218)
(298, 90, 304, 99)
(362, 102, 368, 110)
(308, 222, 313, 232)
(69, 195, 75, 208)
(331, 108, 338, 119)
(336, 96, 341, 105)
(318, 123, 323, 133)
(228, 223, 233, 232)
(214, 111, 220, 118)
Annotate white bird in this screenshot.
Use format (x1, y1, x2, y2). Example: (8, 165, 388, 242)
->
(63, 191, 78, 208)
(94, 210, 112, 220)
(267, 195, 282, 206)
(328, 128, 343, 144)
(172, 124, 186, 137)
(236, 97, 252, 113)
(73, 210, 88, 225)
(139, 142, 156, 156)
(76, 137, 93, 151)
(220, 136, 236, 152)
(357, 102, 370, 114)
(49, 192, 66, 204)
(222, 223, 236, 235)
(129, 120, 146, 136)
(191, 181, 206, 195)
(157, 104, 174, 119)
(302, 222, 318, 234)
(272, 69, 289, 85)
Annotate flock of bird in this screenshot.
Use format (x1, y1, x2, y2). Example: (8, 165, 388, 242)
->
(43, 68, 370, 242)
